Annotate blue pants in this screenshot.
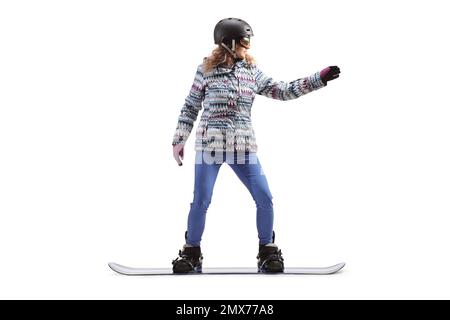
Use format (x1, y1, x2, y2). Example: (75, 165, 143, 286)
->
(186, 151, 274, 246)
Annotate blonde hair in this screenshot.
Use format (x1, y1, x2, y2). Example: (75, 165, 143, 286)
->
(202, 45, 256, 73)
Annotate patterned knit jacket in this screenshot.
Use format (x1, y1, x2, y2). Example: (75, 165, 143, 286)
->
(172, 59, 326, 152)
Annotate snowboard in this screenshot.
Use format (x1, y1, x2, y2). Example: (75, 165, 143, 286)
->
(108, 262, 345, 276)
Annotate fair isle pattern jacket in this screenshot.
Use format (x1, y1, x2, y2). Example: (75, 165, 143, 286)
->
(172, 59, 326, 152)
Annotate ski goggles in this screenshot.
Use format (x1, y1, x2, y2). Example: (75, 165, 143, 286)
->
(239, 36, 251, 49)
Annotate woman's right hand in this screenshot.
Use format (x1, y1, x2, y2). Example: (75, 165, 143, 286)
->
(172, 144, 184, 166)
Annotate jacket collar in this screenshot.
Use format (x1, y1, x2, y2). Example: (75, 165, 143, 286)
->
(205, 59, 249, 76)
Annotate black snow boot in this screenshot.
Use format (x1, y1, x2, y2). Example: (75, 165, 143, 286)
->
(257, 231, 284, 273)
(172, 232, 203, 273)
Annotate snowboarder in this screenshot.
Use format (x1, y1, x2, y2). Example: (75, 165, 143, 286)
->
(171, 17, 340, 273)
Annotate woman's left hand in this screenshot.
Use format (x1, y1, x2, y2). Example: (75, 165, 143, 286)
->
(320, 66, 341, 85)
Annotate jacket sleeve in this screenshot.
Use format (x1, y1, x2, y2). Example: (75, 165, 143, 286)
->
(172, 64, 205, 146)
(254, 66, 326, 101)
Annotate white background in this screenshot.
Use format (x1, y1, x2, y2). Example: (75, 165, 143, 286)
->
(1, 0, 449, 299)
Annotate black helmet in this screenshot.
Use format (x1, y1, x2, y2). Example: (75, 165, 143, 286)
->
(214, 18, 253, 58)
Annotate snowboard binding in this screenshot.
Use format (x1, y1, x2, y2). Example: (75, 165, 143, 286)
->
(257, 231, 285, 273)
(172, 232, 203, 273)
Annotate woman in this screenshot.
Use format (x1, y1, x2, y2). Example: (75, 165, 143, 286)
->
(171, 17, 340, 273)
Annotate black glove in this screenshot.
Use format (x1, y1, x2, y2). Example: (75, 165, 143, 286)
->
(320, 66, 341, 85)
